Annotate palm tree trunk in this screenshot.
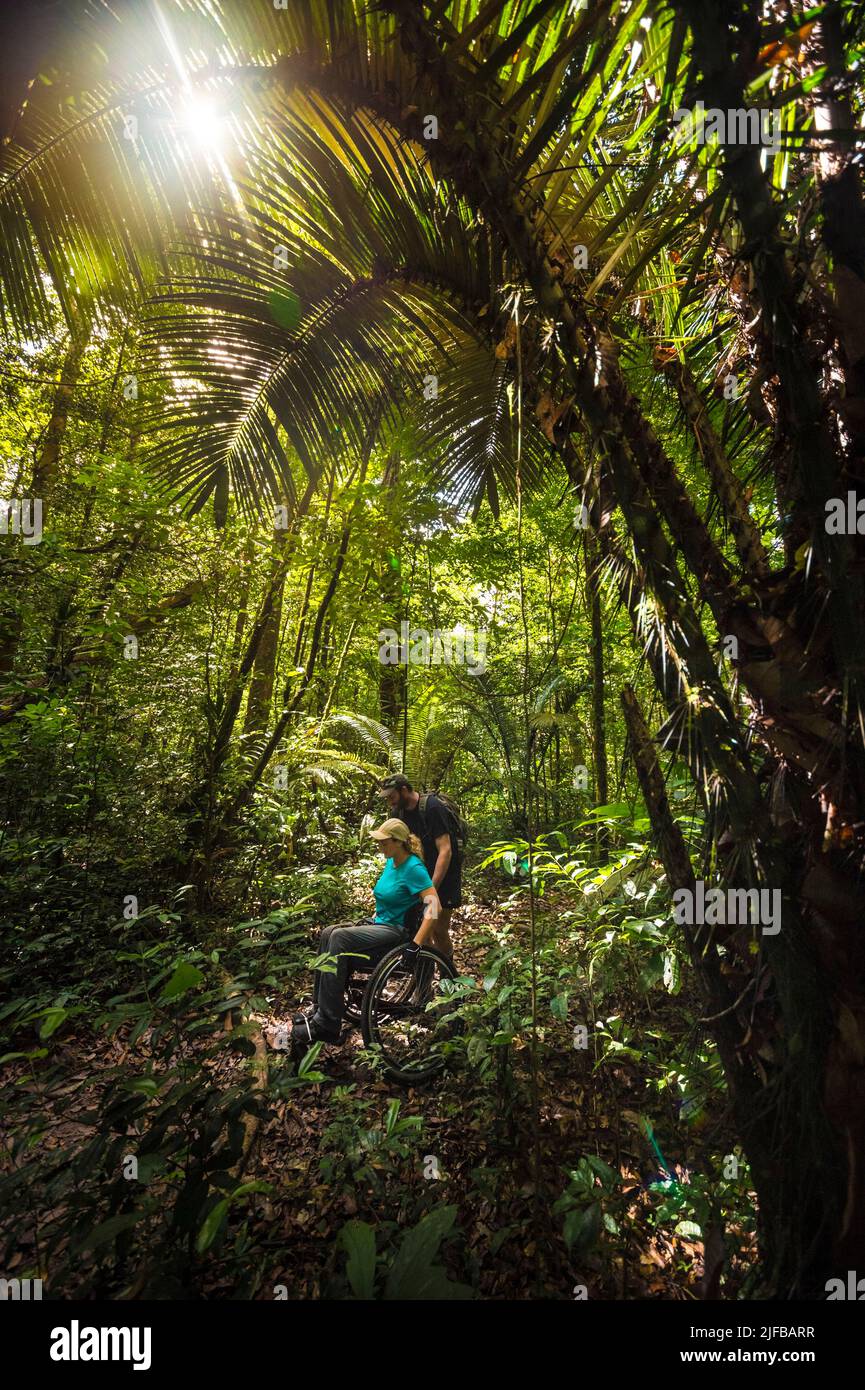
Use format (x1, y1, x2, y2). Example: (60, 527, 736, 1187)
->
(659, 354, 770, 580)
(805, 10, 865, 452)
(369, 2, 857, 1290)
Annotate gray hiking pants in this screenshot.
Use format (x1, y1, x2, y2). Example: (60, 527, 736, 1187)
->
(313, 919, 404, 1030)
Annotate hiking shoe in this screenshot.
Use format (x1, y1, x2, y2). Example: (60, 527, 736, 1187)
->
(290, 1015, 340, 1052)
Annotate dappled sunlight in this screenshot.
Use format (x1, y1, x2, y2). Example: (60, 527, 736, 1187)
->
(0, 0, 861, 1347)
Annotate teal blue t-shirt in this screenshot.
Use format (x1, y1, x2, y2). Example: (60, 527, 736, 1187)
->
(374, 854, 434, 929)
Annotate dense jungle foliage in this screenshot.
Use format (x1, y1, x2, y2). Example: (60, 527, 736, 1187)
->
(1, 0, 864, 1308)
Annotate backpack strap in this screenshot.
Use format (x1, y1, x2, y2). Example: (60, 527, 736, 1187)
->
(419, 791, 460, 856)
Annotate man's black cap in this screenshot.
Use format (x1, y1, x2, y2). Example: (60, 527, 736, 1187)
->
(379, 774, 412, 791)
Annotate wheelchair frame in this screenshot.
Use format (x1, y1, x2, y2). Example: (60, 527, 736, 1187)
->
(342, 941, 463, 1084)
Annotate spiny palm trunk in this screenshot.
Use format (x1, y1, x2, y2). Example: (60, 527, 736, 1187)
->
(376, 0, 860, 1291)
(620, 685, 767, 1125)
(672, 0, 865, 1283)
(805, 10, 865, 456)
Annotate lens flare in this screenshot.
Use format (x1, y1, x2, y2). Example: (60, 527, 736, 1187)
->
(177, 94, 222, 152)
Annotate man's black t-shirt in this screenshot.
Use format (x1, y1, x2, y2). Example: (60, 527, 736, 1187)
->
(400, 794, 462, 908)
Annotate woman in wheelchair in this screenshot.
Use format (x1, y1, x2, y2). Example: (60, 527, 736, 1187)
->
(290, 817, 441, 1053)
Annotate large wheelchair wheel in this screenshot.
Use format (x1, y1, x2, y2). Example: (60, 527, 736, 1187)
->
(360, 945, 464, 1083)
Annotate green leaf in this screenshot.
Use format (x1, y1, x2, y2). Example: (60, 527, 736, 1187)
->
(582, 802, 630, 820)
(550, 992, 569, 1021)
(584, 1154, 618, 1187)
(134, 1154, 163, 1183)
(638, 952, 665, 992)
(562, 1202, 603, 1253)
(77, 1213, 141, 1251)
(298, 1041, 324, 1076)
(125, 1076, 159, 1097)
(161, 960, 205, 1001)
(38, 1007, 68, 1039)
(384, 1206, 472, 1300)
(663, 952, 681, 994)
(675, 1220, 702, 1239)
(231, 1181, 273, 1201)
(196, 1198, 229, 1254)
(340, 1220, 377, 1300)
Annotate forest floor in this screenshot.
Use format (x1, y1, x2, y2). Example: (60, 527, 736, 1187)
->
(247, 897, 752, 1300)
(3, 892, 756, 1300)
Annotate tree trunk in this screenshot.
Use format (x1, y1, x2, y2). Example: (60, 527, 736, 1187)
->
(375, 3, 850, 1292)
(179, 478, 316, 833)
(0, 322, 87, 675)
(30, 324, 87, 499)
(377, 448, 404, 732)
(243, 523, 288, 734)
(586, 529, 608, 807)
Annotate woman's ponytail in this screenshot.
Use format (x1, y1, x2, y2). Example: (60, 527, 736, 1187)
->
(407, 832, 423, 857)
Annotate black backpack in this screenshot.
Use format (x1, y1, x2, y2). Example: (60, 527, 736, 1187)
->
(418, 790, 468, 860)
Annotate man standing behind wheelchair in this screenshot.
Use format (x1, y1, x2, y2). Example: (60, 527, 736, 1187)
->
(289, 818, 442, 1055)
(377, 774, 462, 962)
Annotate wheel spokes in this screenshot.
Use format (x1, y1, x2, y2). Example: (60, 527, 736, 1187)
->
(366, 950, 464, 1077)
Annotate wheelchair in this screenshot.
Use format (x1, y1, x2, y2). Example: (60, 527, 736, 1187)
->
(335, 913, 465, 1084)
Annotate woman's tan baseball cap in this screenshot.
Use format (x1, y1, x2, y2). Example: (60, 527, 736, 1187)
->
(370, 817, 411, 842)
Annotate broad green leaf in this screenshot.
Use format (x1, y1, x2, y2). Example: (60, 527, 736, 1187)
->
(550, 992, 569, 1021)
(38, 1008, 68, 1039)
(563, 1202, 603, 1253)
(77, 1213, 141, 1251)
(196, 1199, 229, 1254)
(384, 1206, 467, 1300)
(161, 961, 205, 1001)
(675, 1220, 702, 1239)
(340, 1220, 377, 1300)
